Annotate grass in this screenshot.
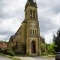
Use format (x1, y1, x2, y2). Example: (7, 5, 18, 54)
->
(40, 54, 55, 58)
(0, 52, 5, 56)
(0, 52, 20, 60)
(0, 52, 55, 60)
(48, 54, 55, 57)
(6, 55, 20, 60)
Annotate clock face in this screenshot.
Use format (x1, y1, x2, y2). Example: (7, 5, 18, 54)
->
(32, 23, 35, 26)
(30, 22, 37, 27)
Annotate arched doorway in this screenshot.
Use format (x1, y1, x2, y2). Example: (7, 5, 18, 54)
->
(31, 41, 36, 54)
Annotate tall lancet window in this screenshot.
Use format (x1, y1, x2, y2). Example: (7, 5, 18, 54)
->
(33, 11, 35, 19)
(16, 41, 18, 48)
(30, 10, 32, 18)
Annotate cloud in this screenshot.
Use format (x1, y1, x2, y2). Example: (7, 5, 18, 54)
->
(37, 0, 60, 43)
(0, 0, 26, 41)
(0, 0, 60, 43)
(0, 0, 26, 20)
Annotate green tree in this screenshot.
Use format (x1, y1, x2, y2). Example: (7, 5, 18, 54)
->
(53, 29, 60, 52)
(46, 43, 55, 54)
(41, 43, 46, 53)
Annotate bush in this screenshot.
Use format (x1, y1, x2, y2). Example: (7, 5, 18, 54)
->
(6, 50, 15, 56)
(2, 49, 15, 56)
(41, 52, 48, 56)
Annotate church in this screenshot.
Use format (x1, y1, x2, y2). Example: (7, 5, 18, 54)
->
(8, 0, 41, 56)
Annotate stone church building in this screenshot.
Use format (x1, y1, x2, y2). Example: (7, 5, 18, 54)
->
(8, 0, 42, 56)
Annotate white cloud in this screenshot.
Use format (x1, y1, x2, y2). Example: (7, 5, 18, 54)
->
(0, 0, 60, 43)
(0, 18, 20, 32)
(0, 18, 21, 41)
(38, 0, 60, 43)
(44, 33, 53, 44)
(43, 29, 57, 44)
(0, 35, 8, 41)
(50, 13, 60, 25)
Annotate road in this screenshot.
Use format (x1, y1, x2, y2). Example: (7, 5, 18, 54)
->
(18, 57, 55, 60)
(0, 55, 12, 60)
(0, 55, 55, 60)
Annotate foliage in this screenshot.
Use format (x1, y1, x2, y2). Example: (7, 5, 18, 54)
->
(46, 43, 55, 54)
(41, 43, 46, 53)
(6, 50, 15, 56)
(3, 48, 15, 56)
(41, 52, 48, 56)
(53, 29, 60, 52)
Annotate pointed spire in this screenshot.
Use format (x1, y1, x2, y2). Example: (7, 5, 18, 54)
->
(25, 0, 37, 10)
(28, 0, 36, 4)
(28, 0, 36, 3)
(28, 0, 34, 3)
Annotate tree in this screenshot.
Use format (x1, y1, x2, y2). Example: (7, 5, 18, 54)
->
(41, 43, 46, 53)
(53, 29, 60, 52)
(46, 43, 55, 54)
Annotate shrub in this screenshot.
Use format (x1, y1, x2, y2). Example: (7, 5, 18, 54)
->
(6, 50, 15, 56)
(41, 52, 48, 56)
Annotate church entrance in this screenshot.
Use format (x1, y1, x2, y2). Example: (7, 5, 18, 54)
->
(31, 41, 36, 54)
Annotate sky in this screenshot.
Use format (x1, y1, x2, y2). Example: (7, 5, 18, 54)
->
(0, 0, 60, 44)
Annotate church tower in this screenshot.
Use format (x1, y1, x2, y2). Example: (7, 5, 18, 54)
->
(8, 0, 41, 56)
(25, 0, 41, 56)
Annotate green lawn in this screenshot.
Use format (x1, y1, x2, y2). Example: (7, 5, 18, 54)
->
(0, 53, 20, 60)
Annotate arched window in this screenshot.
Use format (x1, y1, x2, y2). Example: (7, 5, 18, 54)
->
(16, 41, 18, 48)
(30, 30, 32, 34)
(30, 10, 32, 18)
(33, 11, 35, 19)
(30, 30, 36, 35)
(33, 30, 34, 34)
(35, 30, 36, 34)
(16, 41, 18, 47)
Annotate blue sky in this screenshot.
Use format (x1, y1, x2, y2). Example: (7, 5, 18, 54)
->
(0, 0, 60, 43)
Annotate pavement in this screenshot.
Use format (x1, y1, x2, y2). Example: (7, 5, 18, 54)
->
(0, 55, 55, 60)
(18, 57, 55, 60)
(0, 55, 12, 60)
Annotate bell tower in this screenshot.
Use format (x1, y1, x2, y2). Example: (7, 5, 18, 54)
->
(25, 0, 38, 20)
(25, 0, 41, 56)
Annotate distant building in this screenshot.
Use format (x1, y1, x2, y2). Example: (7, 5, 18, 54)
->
(8, 0, 42, 56)
(0, 41, 7, 51)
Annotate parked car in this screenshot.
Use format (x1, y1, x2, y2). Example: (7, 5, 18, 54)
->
(55, 52, 60, 60)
